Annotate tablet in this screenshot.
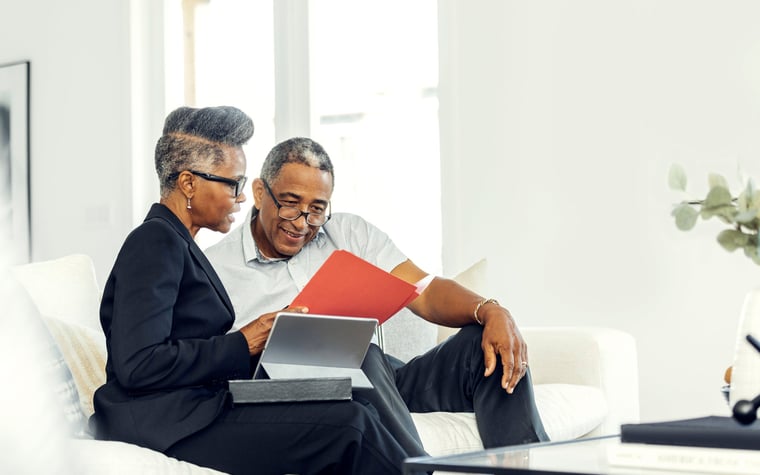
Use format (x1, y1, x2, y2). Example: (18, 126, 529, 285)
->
(253, 312, 378, 389)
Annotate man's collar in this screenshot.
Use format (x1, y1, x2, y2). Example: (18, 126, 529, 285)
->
(243, 207, 326, 264)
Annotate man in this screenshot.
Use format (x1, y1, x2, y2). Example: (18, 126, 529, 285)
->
(206, 137, 548, 455)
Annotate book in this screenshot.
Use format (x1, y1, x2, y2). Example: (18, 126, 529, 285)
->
(607, 440, 760, 474)
(290, 250, 419, 325)
(228, 377, 352, 404)
(620, 415, 760, 450)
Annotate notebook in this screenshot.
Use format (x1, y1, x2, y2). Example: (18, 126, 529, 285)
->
(253, 312, 378, 389)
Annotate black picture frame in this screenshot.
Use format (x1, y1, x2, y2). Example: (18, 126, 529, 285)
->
(0, 61, 30, 264)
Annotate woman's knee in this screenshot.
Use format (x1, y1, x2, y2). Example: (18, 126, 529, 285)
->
(328, 400, 383, 432)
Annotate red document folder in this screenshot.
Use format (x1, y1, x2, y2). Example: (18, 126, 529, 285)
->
(291, 250, 419, 324)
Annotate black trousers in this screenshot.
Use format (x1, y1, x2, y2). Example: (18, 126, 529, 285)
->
(165, 396, 414, 475)
(360, 323, 549, 452)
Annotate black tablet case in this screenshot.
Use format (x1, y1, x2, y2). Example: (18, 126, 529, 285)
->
(228, 377, 352, 404)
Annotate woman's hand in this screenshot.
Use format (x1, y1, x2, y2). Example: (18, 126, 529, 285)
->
(239, 306, 309, 355)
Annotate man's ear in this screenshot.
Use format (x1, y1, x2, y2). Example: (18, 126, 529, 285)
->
(251, 178, 265, 210)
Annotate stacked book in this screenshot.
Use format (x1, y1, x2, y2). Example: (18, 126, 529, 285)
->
(608, 416, 760, 474)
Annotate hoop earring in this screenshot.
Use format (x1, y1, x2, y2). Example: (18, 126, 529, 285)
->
(187, 198, 192, 210)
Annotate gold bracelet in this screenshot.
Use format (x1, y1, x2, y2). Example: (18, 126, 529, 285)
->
(473, 298, 499, 325)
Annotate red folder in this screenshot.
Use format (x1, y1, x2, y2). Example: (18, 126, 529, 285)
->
(291, 250, 419, 324)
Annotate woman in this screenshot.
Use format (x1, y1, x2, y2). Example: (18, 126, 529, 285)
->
(90, 106, 412, 474)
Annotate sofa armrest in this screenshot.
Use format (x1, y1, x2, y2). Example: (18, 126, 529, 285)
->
(521, 326, 640, 436)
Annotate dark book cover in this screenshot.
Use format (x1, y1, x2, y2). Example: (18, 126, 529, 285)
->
(621, 416, 760, 450)
(228, 377, 352, 404)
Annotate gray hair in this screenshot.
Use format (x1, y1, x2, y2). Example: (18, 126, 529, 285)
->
(260, 137, 334, 188)
(155, 106, 254, 197)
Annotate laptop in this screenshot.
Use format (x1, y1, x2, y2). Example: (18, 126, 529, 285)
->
(253, 312, 378, 389)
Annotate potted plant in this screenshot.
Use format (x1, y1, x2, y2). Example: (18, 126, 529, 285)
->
(669, 163, 760, 264)
(670, 163, 760, 411)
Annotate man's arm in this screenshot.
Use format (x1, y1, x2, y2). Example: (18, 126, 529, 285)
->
(390, 259, 528, 394)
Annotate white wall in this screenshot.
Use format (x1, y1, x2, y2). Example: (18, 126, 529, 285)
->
(0, 0, 163, 284)
(439, 0, 760, 422)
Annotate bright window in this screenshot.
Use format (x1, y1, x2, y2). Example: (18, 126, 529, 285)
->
(167, 0, 441, 273)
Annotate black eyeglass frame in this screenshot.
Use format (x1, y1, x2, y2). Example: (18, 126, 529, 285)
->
(262, 180, 332, 227)
(188, 170, 248, 198)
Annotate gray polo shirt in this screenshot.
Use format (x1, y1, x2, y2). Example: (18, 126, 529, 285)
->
(204, 207, 409, 329)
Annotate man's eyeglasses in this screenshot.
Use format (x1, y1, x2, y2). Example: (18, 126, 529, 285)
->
(188, 170, 248, 198)
(262, 180, 331, 227)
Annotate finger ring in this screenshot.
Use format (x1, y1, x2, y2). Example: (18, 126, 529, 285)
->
(520, 361, 528, 367)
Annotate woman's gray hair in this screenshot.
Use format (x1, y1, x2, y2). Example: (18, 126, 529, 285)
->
(155, 106, 254, 197)
(260, 137, 334, 188)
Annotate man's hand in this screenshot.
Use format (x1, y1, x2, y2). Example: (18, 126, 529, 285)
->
(480, 306, 528, 394)
(390, 260, 529, 392)
(239, 306, 309, 355)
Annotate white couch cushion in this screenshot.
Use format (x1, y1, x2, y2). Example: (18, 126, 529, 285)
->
(11, 254, 101, 330)
(412, 412, 484, 456)
(534, 383, 607, 441)
(412, 383, 607, 456)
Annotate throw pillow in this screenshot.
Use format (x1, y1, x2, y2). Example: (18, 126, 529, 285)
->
(43, 316, 107, 418)
(41, 317, 89, 438)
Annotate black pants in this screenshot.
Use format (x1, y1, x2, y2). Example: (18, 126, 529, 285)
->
(359, 323, 549, 452)
(165, 397, 414, 475)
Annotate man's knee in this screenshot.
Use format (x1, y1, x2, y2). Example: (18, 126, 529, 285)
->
(443, 324, 484, 358)
(455, 323, 484, 342)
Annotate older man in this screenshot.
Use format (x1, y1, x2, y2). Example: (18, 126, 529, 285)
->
(205, 137, 548, 455)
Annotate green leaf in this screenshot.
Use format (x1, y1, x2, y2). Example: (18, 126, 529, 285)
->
(668, 164, 687, 191)
(700, 205, 737, 223)
(708, 173, 729, 191)
(701, 186, 737, 223)
(703, 186, 733, 208)
(717, 229, 749, 252)
(672, 204, 699, 230)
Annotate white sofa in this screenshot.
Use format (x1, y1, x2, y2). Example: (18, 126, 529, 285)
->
(9, 254, 640, 474)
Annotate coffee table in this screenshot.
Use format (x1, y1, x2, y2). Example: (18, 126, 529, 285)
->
(403, 435, 729, 474)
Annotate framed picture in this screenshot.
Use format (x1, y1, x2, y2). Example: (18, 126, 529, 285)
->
(0, 61, 30, 263)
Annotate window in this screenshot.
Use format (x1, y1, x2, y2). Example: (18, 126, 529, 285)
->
(167, 0, 441, 273)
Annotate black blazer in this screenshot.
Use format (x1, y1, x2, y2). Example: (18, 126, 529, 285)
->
(91, 203, 251, 451)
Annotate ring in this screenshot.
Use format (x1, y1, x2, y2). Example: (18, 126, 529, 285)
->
(520, 361, 528, 367)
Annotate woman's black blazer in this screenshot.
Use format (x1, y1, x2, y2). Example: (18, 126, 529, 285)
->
(91, 203, 251, 451)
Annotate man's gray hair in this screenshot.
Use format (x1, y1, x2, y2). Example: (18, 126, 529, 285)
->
(155, 106, 254, 197)
(260, 137, 334, 188)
